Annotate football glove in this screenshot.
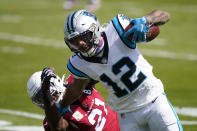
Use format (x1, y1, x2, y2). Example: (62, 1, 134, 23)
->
(41, 67, 57, 104)
(124, 16, 149, 43)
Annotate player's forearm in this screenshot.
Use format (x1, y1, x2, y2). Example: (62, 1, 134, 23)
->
(44, 102, 69, 131)
(145, 9, 170, 26)
(60, 84, 82, 107)
(60, 78, 89, 107)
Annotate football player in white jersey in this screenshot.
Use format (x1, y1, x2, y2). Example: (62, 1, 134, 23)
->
(60, 10, 183, 131)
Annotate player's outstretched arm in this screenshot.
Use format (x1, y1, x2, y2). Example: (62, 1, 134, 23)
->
(44, 102, 69, 131)
(60, 78, 89, 109)
(41, 67, 69, 131)
(145, 9, 170, 26)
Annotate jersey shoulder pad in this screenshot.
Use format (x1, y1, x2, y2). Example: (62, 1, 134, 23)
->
(117, 14, 131, 29)
(67, 55, 90, 79)
(111, 14, 136, 49)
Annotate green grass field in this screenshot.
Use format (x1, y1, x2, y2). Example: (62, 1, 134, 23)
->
(0, 0, 197, 130)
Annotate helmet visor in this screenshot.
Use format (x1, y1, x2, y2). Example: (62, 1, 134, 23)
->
(65, 30, 93, 53)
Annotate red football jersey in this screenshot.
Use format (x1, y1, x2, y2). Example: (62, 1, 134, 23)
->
(43, 75, 120, 131)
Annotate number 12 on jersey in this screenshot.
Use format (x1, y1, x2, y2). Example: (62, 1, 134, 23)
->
(100, 57, 147, 98)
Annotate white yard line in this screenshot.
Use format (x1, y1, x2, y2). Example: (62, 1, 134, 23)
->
(181, 120, 197, 125)
(0, 108, 44, 120)
(0, 109, 44, 130)
(175, 107, 197, 117)
(1, 46, 24, 54)
(0, 120, 11, 126)
(141, 48, 197, 61)
(1, 107, 197, 125)
(0, 32, 64, 48)
(0, 32, 197, 61)
(0, 15, 22, 23)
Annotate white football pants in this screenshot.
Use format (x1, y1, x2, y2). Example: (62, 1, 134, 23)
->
(118, 93, 183, 131)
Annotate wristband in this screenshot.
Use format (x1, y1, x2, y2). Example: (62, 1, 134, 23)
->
(57, 104, 72, 115)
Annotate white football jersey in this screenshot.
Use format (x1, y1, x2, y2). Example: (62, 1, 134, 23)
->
(67, 14, 164, 113)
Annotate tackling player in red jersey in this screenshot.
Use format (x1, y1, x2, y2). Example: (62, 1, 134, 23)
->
(27, 68, 120, 131)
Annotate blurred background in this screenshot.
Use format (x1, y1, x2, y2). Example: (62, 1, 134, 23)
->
(0, 0, 197, 130)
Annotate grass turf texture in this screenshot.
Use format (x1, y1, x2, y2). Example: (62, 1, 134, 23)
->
(0, 0, 197, 130)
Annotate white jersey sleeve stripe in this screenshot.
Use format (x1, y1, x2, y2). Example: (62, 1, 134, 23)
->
(111, 16, 136, 49)
(67, 60, 90, 79)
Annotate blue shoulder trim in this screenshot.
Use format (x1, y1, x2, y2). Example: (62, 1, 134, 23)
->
(112, 16, 136, 49)
(67, 60, 89, 79)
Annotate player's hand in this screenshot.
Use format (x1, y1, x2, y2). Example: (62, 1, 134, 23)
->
(41, 67, 56, 93)
(124, 16, 149, 43)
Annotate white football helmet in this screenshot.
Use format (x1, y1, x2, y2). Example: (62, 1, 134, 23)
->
(64, 10, 103, 57)
(27, 71, 66, 108)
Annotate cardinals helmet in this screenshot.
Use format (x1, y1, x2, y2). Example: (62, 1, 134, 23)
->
(27, 71, 66, 108)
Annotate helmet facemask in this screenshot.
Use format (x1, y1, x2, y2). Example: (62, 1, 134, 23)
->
(48, 76, 66, 105)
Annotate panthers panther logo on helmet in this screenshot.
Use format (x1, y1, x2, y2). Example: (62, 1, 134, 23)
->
(64, 10, 103, 57)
